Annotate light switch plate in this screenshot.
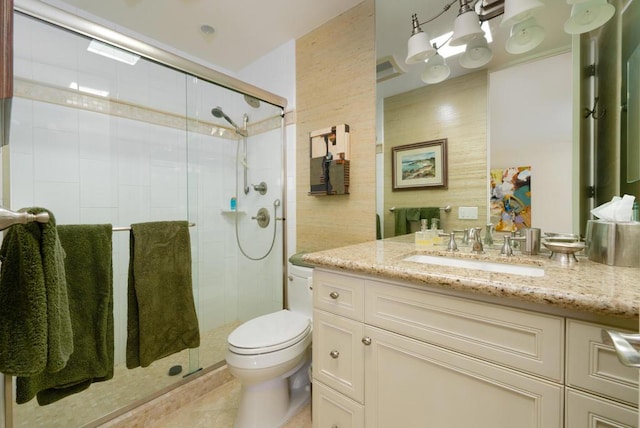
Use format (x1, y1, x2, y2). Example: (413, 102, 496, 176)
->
(458, 206, 478, 220)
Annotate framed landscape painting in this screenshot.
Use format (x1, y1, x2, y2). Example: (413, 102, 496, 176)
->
(392, 139, 448, 190)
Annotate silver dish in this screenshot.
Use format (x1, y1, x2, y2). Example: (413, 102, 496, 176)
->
(543, 241, 586, 265)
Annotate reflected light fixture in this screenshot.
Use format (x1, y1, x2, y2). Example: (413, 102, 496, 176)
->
(422, 45, 451, 84)
(564, 0, 615, 34)
(406, 14, 436, 64)
(501, 0, 545, 28)
(505, 17, 545, 54)
(450, 0, 485, 46)
(459, 35, 493, 69)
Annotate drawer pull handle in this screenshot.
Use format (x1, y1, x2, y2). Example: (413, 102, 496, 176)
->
(332, 425, 338, 428)
(329, 291, 340, 299)
(602, 329, 640, 368)
(362, 336, 372, 346)
(330, 350, 340, 359)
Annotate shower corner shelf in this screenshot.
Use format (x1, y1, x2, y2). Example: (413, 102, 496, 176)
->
(221, 209, 246, 215)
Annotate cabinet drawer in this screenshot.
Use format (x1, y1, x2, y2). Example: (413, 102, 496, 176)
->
(313, 309, 365, 403)
(566, 388, 638, 428)
(364, 325, 563, 428)
(365, 280, 565, 381)
(314, 269, 365, 321)
(566, 319, 638, 406)
(312, 381, 364, 428)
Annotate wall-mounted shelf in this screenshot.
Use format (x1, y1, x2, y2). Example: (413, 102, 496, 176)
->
(220, 210, 246, 215)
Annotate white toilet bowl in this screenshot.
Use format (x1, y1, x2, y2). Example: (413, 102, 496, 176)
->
(226, 264, 313, 428)
(227, 310, 312, 428)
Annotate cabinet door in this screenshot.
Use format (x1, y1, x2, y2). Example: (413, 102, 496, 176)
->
(567, 319, 638, 406)
(312, 381, 364, 428)
(364, 325, 563, 428)
(313, 309, 365, 403)
(566, 388, 637, 428)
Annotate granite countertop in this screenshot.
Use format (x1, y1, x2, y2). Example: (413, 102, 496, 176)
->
(302, 235, 640, 320)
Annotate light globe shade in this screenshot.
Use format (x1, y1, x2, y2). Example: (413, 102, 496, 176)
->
(500, 0, 545, 28)
(406, 31, 435, 64)
(505, 17, 545, 54)
(421, 53, 451, 84)
(459, 35, 493, 68)
(450, 10, 484, 46)
(564, 0, 615, 34)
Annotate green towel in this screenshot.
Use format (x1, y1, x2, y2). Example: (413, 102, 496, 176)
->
(406, 208, 421, 222)
(420, 207, 441, 229)
(17, 224, 114, 405)
(393, 208, 409, 236)
(0, 208, 73, 377)
(126, 221, 200, 369)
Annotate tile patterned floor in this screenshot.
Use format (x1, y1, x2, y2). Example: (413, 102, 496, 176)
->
(156, 378, 312, 428)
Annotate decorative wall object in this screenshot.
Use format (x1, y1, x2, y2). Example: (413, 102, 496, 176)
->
(309, 124, 350, 195)
(392, 138, 448, 190)
(490, 166, 532, 232)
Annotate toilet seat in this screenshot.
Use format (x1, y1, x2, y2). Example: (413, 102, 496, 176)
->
(228, 310, 311, 355)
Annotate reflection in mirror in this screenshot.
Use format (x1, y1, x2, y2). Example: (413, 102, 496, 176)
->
(376, 0, 637, 238)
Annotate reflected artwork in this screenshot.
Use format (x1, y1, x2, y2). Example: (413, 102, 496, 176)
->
(490, 166, 531, 232)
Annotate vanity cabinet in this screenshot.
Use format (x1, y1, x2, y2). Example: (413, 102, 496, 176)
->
(311, 268, 638, 428)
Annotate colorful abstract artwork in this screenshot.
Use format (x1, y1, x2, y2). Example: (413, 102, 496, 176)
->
(490, 166, 531, 232)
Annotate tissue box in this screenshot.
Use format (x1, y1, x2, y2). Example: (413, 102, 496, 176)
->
(585, 220, 640, 267)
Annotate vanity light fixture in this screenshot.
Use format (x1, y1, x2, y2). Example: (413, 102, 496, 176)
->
(404, 0, 546, 84)
(505, 17, 545, 54)
(404, 0, 616, 86)
(422, 44, 451, 84)
(459, 34, 493, 68)
(564, 0, 615, 34)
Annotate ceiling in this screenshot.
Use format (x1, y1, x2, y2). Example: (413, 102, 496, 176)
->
(42, 0, 573, 98)
(41, 0, 364, 72)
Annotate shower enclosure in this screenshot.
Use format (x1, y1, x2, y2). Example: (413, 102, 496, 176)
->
(2, 3, 287, 426)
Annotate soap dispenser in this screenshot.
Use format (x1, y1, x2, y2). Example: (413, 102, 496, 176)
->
(415, 219, 431, 248)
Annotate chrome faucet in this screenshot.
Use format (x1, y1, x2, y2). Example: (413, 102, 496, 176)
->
(470, 227, 484, 254)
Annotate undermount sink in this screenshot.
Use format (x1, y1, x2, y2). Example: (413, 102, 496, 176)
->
(403, 254, 545, 277)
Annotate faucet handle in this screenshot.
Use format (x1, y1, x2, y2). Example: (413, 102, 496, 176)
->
(500, 235, 513, 256)
(444, 232, 459, 252)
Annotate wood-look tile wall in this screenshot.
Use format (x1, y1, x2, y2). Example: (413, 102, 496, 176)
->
(295, 0, 376, 252)
(383, 71, 488, 237)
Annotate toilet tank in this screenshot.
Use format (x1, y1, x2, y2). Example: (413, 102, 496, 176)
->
(287, 264, 313, 319)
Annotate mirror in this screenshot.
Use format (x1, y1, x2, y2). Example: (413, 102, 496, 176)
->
(375, 0, 635, 238)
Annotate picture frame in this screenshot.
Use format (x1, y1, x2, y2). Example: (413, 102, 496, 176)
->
(391, 138, 448, 190)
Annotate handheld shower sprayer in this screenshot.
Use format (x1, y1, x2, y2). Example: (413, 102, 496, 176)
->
(211, 106, 248, 137)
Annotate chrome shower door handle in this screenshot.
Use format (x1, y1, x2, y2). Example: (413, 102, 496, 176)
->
(602, 329, 640, 368)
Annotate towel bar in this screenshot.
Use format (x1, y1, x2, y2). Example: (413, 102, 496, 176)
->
(388, 205, 451, 214)
(0, 207, 50, 231)
(112, 222, 196, 232)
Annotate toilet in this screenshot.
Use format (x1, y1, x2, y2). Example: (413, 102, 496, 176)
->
(226, 263, 313, 428)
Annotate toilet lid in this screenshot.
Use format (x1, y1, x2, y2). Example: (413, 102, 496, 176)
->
(228, 310, 311, 355)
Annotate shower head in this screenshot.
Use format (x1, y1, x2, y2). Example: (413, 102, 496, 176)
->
(211, 106, 248, 137)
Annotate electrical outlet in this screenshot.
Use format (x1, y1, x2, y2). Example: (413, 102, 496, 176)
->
(458, 206, 478, 220)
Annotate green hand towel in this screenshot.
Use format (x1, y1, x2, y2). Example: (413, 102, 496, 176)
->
(406, 208, 421, 222)
(419, 207, 441, 229)
(0, 208, 73, 377)
(17, 224, 114, 405)
(393, 208, 409, 236)
(126, 221, 200, 369)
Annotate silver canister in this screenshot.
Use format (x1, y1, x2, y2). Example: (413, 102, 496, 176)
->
(519, 227, 541, 255)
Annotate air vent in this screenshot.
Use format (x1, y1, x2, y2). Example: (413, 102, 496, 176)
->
(376, 55, 405, 83)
